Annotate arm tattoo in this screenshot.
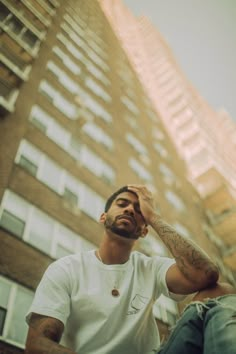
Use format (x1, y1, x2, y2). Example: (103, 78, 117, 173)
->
(26, 315, 76, 354)
(150, 216, 218, 282)
(29, 315, 62, 342)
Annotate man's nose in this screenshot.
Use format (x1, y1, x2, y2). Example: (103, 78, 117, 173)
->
(124, 204, 135, 215)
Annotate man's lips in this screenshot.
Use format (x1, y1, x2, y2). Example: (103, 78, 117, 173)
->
(117, 215, 136, 225)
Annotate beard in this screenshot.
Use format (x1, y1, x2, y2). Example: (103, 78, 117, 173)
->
(104, 214, 143, 239)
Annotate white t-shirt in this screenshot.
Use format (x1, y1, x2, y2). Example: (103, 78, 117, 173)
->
(26, 250, 182, 354)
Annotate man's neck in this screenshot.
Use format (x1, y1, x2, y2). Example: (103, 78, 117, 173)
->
(97, 233, 134, 265)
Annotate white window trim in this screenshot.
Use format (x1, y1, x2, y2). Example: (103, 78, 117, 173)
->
(0, 276, 33, 349)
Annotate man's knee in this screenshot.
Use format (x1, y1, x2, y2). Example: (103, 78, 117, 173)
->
(192, 282, 236, 302)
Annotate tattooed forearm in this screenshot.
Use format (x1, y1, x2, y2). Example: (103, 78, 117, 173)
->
(150, 215, 219, 284)
(27, 337, 76, 354)
(25, 314, 77, 354)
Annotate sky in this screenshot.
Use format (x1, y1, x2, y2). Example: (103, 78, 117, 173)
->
(123, 0, 236, 121)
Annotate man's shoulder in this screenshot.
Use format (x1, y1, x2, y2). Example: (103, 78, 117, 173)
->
(131, 251, 172, 266)
(50, 249, 95, 270)
(130, 251, 153, 265)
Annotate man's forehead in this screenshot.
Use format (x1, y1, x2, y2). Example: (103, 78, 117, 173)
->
(114, 191, 138, 202)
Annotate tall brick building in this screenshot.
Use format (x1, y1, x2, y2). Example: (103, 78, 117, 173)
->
(0, 0, 235, 352)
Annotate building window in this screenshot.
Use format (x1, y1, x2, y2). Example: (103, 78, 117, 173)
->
(27, 208, 55, 254)
(0, 210, 25, 238)
(39, 80, 79, 119)
(121, 95, 139, 115)
(85, 76, 111, 102)
(86, 27, 107, 49)
(0, 306, 6, 335)
(85, 46, 109, 72)
(125, 114, 138, 130)
(39, 156, 63, 193)
(79, 187, 104, 220)
(30, 105, 71, 150)
(0, 3, 40, 54)
(0, 36, 32, 81)
(0, 277, 10, 337)
(153, 142, 168, 158)
(68, 136, 81, 160)
(18, 155, 38, 176)
(79, 146, 115, 183)
(85, 61, 110, 86)
(63, 187, 79, 207)
(15, 139, 63, 193)
(54, 224, 94, 259)
(30, 115, 47, 132)
(159, 163, 175, 185)
(129, 157, 152, 182)
(56, 33, 85, 62)
(1, 1, 46, 40)
(87, 36, 108, 60)
(46, 61, 81, 94)
(0, 190, 28, 238)
(126, 133, 147, 155)
(81, 93, 112, 123)
(165, 190, 186, 212)
(0, 64, 20, 115)
(63, 14, 84, 38)
(52, 46, 81, 75)
(0, 276, 34, 346)
(61, 22, 86, 50)
(29, 107, 114, 182)
(65, 9, 87, 31)
(22, 29, 39, 48)
(8, 285, 32, 343)
(82, 122, 113, 150)
(0, 190, 96, 258)
(25, 0, 56, 18)
(15, 140, 106, 219)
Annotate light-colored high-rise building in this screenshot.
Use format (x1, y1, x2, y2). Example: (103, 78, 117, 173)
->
(0, 0, 235, 351)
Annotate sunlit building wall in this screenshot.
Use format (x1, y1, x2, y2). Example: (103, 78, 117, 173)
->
(0, 0, 235, 351)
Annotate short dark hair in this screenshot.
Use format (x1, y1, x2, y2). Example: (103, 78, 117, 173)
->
(104, 186, 137, 212)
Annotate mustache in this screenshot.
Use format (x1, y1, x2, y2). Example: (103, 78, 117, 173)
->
(116, 214, 137, 226)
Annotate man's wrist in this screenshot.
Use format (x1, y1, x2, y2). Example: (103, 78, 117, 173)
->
(148, 213, 162, 227)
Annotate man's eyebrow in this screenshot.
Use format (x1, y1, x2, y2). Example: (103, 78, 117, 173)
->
(116, 197, 130, 203)
(115, 198, 140, 207)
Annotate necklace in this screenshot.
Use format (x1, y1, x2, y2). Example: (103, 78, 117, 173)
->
(97, 250, 121, 297)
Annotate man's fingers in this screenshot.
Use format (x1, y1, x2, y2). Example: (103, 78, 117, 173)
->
(128, 185, 153, 201)
(127, 184, 148, 192)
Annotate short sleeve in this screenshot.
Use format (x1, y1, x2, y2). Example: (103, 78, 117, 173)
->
(152, 256, 186, 302)
(26, 258, 71, 325)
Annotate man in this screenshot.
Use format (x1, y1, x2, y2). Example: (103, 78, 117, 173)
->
(25, 184, 219, 354)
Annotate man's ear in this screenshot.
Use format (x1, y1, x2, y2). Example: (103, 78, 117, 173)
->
(99, 212, 107, 224)
(140, 225, 148, 238)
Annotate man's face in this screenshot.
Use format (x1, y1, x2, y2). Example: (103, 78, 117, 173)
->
(101, 192, 148, 240)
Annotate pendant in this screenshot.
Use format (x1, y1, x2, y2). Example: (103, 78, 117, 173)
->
(111, 288, 120, 297)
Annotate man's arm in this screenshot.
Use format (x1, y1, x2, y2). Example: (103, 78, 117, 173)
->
(192, 281, 236, 302)
(128, 184, 219, 294)
(25, 313, 76, 354)
(149, 215, 219, 293)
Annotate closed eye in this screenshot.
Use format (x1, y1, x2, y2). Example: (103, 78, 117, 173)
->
(116, 200, 129, 207)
